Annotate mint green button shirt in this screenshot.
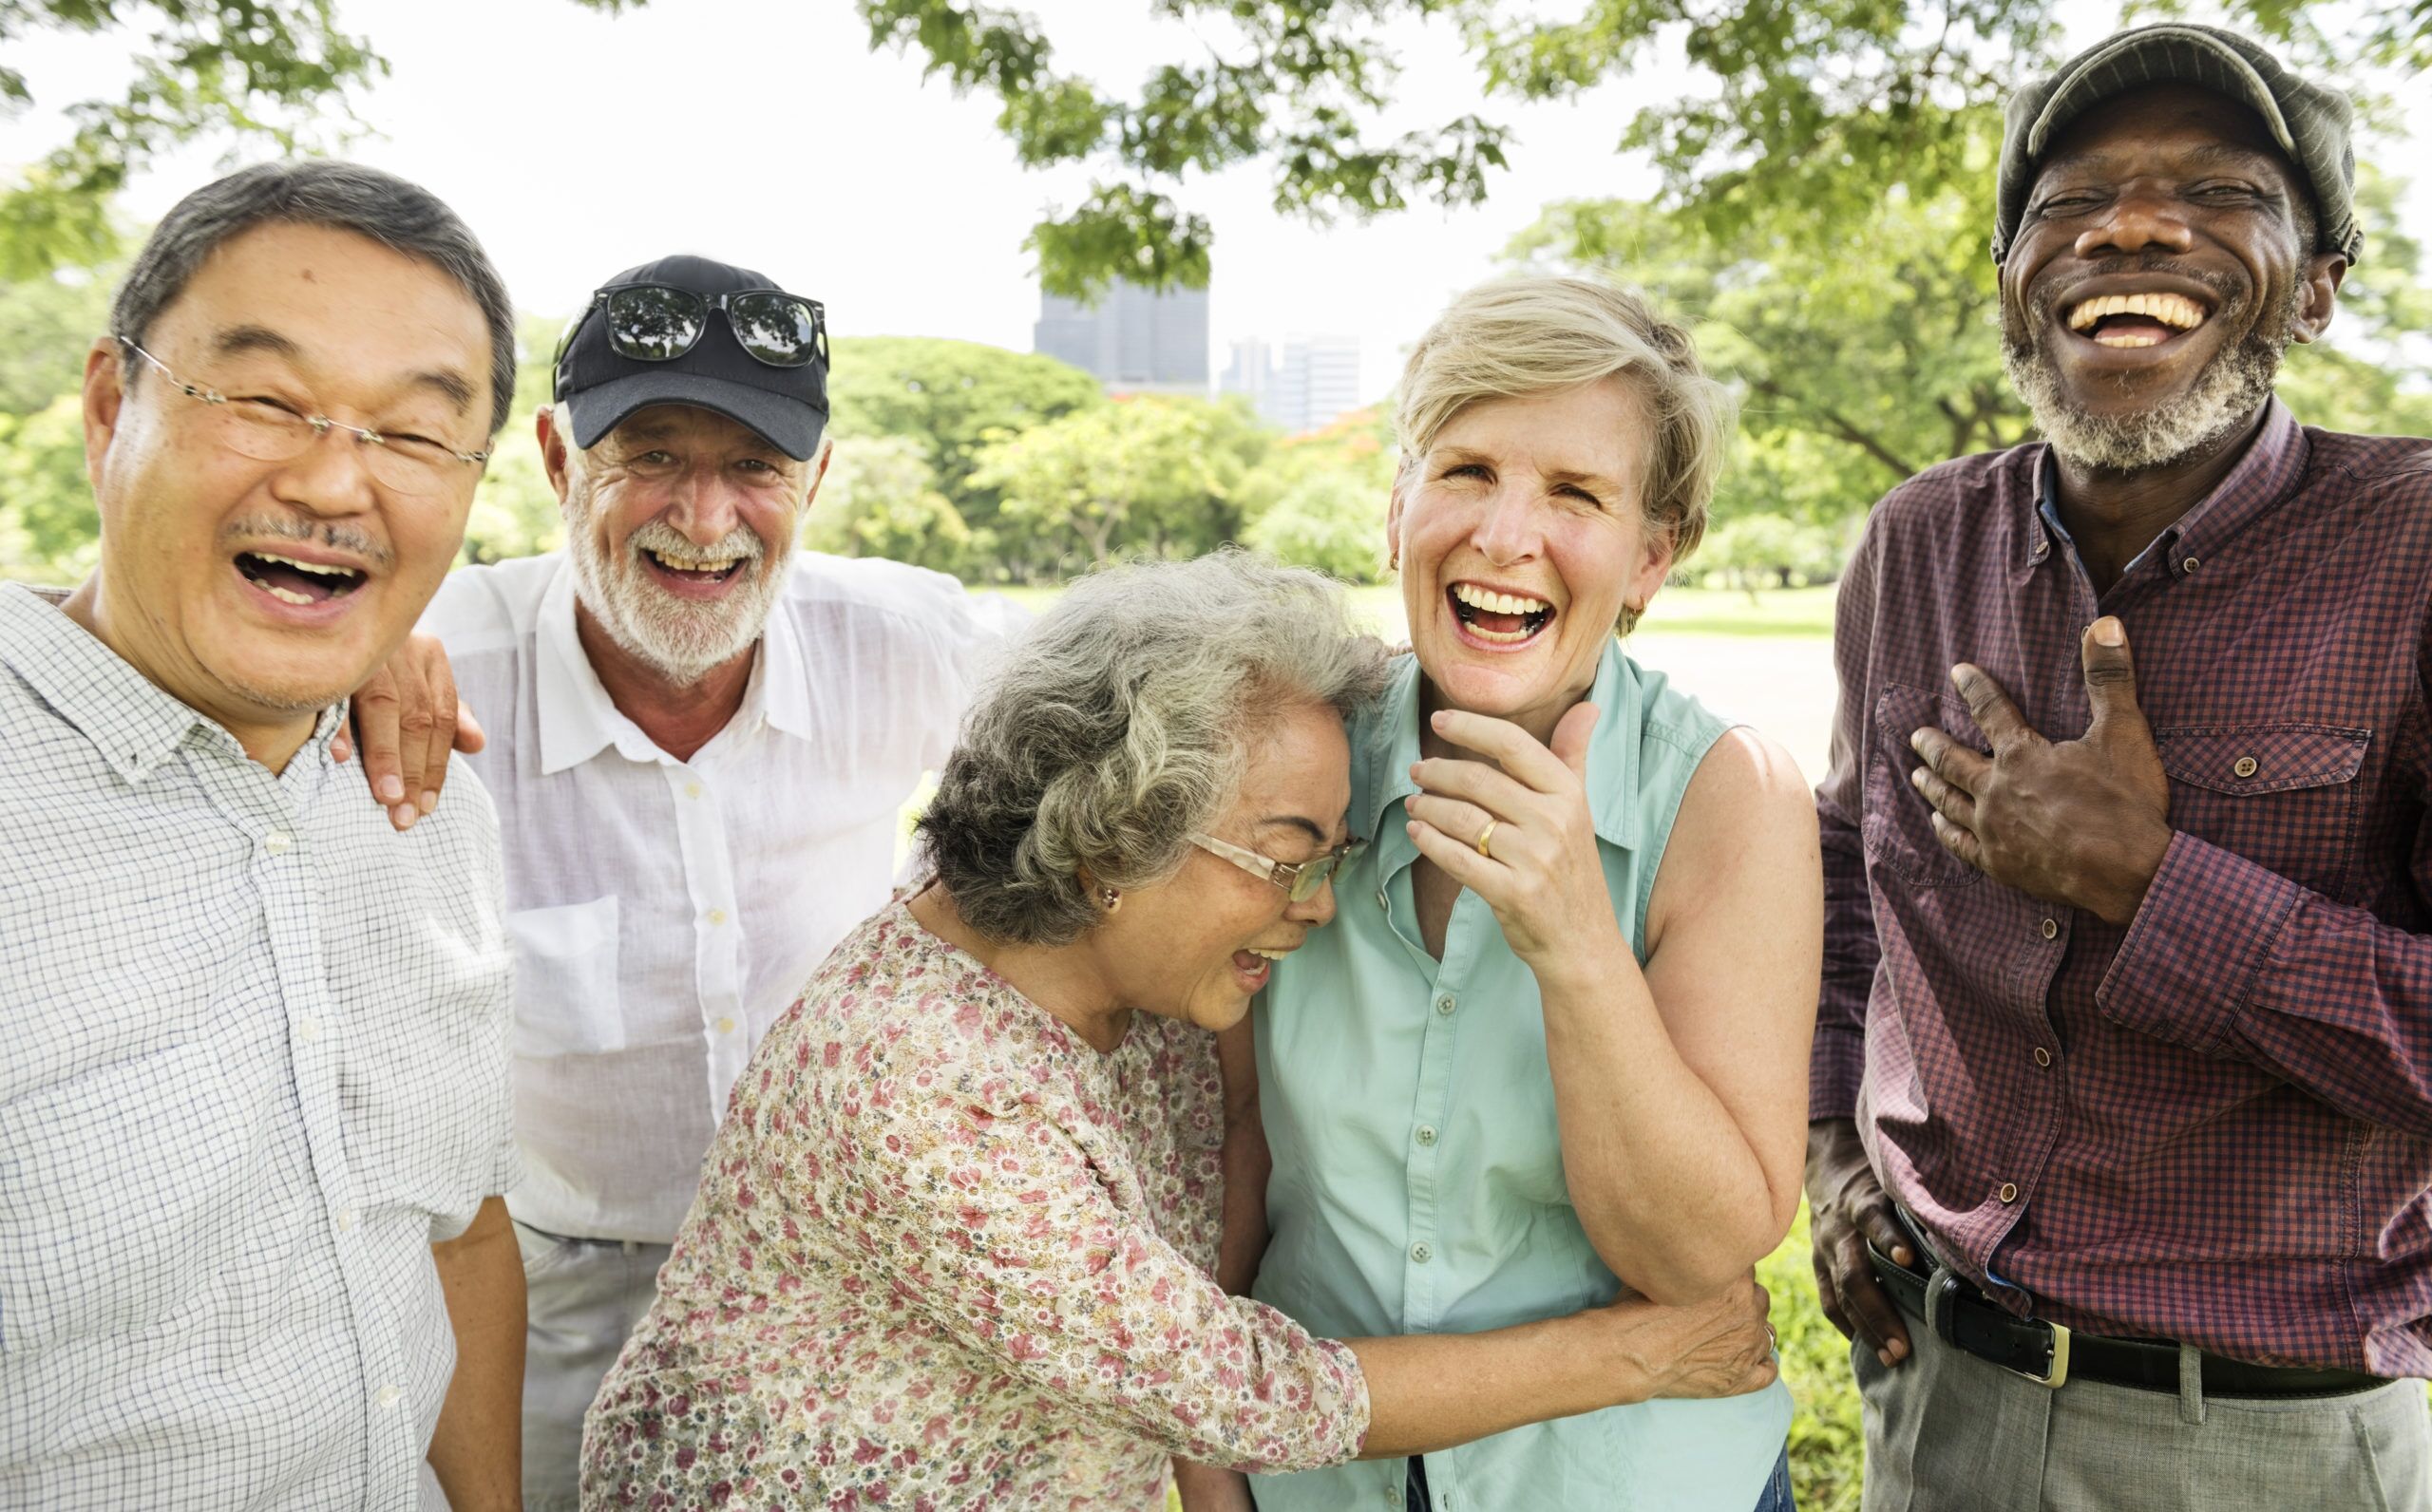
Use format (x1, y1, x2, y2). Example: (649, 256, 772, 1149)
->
(1251, 642, 1792, 1511)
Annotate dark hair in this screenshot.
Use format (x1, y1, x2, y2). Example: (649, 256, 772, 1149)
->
(110, 160, 518, 435)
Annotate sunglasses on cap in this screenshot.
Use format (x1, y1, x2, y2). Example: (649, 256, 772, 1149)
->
(562, 283, 828, 370)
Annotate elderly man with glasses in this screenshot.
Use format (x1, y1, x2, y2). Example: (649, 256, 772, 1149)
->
(347, 254, 1014, 1511)
(0, 161, 522, 1510)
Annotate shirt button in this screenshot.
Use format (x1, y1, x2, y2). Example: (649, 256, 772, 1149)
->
(2033, 1047, 2052, 1068)
(2039, 917, 2060, 940)
(2182, 557, 2201, 573)
(1410, 1241, 1433, 1264)
(1416, 1125, 1438, 1147)
(684, 781, 704, 800)
(1385, 1486, 1403, 1507)
(1434, 993, 1455, 1016)
(1376, 888, 1390, 911)
(2232, 755, 2259, 779)
(263, 830, 293, 856)
(707, 908, 729, 926)
(336, 1207, 358, 1232)
(1998, 1182, 2020, 1204)
(375, 1385, 403, 1409)
(296, 1015, 323, 1044)
(716, 1016, 737, 1035)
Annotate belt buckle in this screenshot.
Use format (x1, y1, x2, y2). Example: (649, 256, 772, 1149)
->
(2012, 1320, 2071, 1389)
(1928, 1263, 2071, 1389)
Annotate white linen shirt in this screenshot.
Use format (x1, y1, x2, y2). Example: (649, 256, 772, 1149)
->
(0, 584, 517, 1511)
(420, 550, 1006, 1242)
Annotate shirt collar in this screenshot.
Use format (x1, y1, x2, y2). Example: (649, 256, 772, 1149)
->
(533, 554, 803, 774)
(2026, 398, 2309, 580)
(0, 583, 344, 784)
(1356, 641, 1646, 868)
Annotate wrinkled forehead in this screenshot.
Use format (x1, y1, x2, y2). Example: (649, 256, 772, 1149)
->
(602, 403, 787, 454)
(2034, 83, 2295, 191)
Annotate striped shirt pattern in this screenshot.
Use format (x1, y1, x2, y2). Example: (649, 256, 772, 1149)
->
(0, 584, 517, 1509)
(1814, 403, 2432, 1374)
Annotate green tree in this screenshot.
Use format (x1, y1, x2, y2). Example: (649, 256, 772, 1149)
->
(1, 0, 636, 277)
(969, 394, 1266, 575)
(0, 395, 100, 582)
(854, 2, 2420, 296)
(800, 433, 975, 576)
(0, 267, 113, 414)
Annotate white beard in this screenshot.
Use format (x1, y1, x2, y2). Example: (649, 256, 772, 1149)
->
(2003, 284, 2296, 475)
(567, 506, 789, 685)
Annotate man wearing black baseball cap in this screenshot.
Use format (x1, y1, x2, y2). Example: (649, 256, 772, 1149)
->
(351, 255, 1013, 1509)
(1805, 24, 2432, 1510)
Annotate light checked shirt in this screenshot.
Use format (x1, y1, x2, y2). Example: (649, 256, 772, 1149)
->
(0, 583, 517, 1511)
(420, 550, 1010, 1243)
(1252, 644, 1794, 1512)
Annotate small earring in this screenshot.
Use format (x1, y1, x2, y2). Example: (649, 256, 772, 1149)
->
(1100, 885, 1121, 913)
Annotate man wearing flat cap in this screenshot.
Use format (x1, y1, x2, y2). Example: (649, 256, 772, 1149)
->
(1804, 24, 2432, 1509)
(358, 255, 1011, 1510)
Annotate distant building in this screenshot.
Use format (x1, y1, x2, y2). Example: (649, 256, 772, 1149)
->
(1224, 334, 1362, 433)
(1033, 279, 1208, 395)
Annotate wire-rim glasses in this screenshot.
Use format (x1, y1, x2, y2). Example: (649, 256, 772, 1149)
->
(570, 284, 829, 369)
(116, 338, 490, 496)
(1190, 833, 1363, 903)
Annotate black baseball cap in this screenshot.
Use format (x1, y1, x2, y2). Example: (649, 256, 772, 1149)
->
(554, 254, 830, 460)
(1992, 24, 2362, 267)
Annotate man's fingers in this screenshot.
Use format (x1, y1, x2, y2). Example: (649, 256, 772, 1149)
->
(1928, 810, 1987, 873)
(2080, 616, 2152, 747)
(1812, 1244, 1856, 1341)
(415, 659, 462, 813)
(1908, 728, 1988, 795)
(1908, 763, 1977, 829)
(1828, 1228, 1911, 1365)
(1949, 663, 2033, 751)
(352, 677, 409, 822)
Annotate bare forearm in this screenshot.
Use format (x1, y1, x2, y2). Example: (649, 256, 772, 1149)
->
(1347, 1313, 1623, 1457)
(428, 1196, 525, 1511)
(1536, 947, 1787, 1301)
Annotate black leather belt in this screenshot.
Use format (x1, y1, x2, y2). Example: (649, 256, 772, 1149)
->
(1866, 1233, 2384, 1398)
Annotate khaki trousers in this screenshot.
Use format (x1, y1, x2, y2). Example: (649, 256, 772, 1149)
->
(1856, 1315, 2432, 1511)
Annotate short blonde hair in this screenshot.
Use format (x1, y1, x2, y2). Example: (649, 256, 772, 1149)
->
(1394, 275, 1734, 562)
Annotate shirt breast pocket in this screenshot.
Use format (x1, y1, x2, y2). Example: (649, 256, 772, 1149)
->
(505, 897, 624, 1057)
(2153, 725, 2370, 900)
(1863, 683, 1988, 889)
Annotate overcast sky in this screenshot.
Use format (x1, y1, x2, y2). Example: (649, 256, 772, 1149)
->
(5, 0, 2425, 407)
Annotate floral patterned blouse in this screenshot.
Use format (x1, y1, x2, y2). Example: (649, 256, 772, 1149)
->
(581, 897, 1372, 1511)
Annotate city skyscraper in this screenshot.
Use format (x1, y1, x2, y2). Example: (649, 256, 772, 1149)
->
(1222, 333, 1364, 433)
(1033, 279, 1209, 394)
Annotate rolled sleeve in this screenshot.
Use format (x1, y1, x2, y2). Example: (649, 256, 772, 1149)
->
(2098, 830, 2303, 1054)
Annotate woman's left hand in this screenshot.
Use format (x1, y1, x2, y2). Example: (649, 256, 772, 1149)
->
(1406, 703, 1621, 967)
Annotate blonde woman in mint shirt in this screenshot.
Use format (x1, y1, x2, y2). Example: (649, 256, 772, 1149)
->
(1236, 277, 1823, 1512)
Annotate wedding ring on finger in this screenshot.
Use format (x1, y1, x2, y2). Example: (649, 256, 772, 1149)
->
(1474, 819, 1497, 859)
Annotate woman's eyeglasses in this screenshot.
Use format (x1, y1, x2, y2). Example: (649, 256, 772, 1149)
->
(570, 284, 827, 369)
(1190, 833, 1363, 903)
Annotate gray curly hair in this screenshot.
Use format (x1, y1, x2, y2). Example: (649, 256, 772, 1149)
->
(918, 551, 1389, 947)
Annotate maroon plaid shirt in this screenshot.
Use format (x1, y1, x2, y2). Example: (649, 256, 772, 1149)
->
(1815, 400, 2432, 1375)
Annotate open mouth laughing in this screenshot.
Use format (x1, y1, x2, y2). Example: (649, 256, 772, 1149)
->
(234, 549, 369, 610)
(2060, 287, 2215, 350)
(1231, 942, 1297, 992)
(640, 544, 752, 587)
(1448, 580, 1556, 648)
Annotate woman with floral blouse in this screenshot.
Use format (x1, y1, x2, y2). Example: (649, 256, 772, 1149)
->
(580, 552, 1778, 1512)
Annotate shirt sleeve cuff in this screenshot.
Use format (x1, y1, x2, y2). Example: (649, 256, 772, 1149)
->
(1810, 1025, 1868, 1122)
(2097, 830, 2302, 1053)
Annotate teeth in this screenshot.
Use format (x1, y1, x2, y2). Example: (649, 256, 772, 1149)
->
(253, 552, 356, 578)
(1452, 582, 1548, 615)
(264, 585, 317, 606)
(650, 549, 742, 573)
(2065, 292, 2208, 332)
(1246, 947, 1290, 960)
